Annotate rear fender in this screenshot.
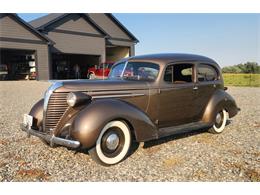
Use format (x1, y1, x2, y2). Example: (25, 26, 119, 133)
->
(202, 89, 239, 124)
(70, 99, 158, 148)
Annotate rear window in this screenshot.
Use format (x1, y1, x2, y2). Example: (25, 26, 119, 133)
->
(197, 64, 218, 82)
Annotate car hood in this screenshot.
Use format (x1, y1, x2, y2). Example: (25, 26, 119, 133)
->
(47, 79, 152, 115)
(54, 79, 149, 93)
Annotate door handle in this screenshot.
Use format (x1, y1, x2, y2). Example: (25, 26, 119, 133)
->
(193, 86, 198, 90)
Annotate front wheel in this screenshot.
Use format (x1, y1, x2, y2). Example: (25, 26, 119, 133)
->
(209, 109, 228, 134)
(88, 73, 95, 80)
(89, 120, 131, 166)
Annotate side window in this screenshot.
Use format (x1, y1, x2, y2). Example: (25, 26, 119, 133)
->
(173, 64, 193, 83)
(197, 64, 218, 82)
(164, 64, 194, 84)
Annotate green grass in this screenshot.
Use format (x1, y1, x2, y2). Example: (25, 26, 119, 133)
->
(223, 73, 260, 87)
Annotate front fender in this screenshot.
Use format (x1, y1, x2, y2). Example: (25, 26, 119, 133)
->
(70, 99, 158, 148)
(29, 99, 44, 129)
(202, 89, 239, 124)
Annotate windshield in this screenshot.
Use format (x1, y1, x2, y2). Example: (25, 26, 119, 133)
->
(109, 62, 125, 79)
(109, 61, 160, 81)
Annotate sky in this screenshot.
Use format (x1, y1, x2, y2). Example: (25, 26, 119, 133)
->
(18, 13, 260, 67)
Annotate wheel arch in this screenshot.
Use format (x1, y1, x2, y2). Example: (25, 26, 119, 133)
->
(87, 71, 95, 78)
(29, 98, 44, 128)
(202, 89, 239, 124)
(70, 99, 158, 148)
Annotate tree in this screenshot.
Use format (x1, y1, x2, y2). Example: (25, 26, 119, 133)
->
(222, 62, 260, 74)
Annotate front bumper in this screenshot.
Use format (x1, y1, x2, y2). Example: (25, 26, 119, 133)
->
(20, 123, 80, 149)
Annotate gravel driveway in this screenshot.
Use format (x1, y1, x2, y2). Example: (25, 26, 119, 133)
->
(0, 81, 259, 181)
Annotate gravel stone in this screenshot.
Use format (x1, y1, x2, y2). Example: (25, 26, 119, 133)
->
(0, 81, 259, 181)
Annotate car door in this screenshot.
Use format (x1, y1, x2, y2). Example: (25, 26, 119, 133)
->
(158, 62, 198, 128)
(193, 63, 220, 120)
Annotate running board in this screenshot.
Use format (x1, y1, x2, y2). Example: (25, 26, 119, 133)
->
(158, 121, 211, 138)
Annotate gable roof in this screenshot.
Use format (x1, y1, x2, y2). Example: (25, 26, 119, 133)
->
(105, 13, 139, 43)
(0, 13, 53, 44)
(30, 13, 107, 37)
(29, 13, 64, 29)
(29, 13, 138, 43)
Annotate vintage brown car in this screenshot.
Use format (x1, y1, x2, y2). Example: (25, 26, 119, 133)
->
(21, 53, 240, 166)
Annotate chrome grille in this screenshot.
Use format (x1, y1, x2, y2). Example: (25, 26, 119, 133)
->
(45, 92, 69, 133)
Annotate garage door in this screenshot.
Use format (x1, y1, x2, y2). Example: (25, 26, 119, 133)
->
(52, 53, 100, 79)
(0, 48, 37, 80)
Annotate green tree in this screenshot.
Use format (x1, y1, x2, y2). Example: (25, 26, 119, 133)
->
(222, 62, 260, 73)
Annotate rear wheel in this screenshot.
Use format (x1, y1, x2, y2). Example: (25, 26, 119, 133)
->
(89, 120, 131, 166)
(209, 109, 228, 134)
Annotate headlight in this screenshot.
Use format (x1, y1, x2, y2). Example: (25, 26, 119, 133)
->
(67, 92, 77, 107)
(67, 92, 91, 107)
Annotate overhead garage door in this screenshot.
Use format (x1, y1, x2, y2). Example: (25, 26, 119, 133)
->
(0, 48, 36, 80)
(0, 41, 49, 80)
(52, 53, 100, 79)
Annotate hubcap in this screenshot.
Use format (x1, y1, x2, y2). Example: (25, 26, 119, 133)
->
(216, 113, 222, 124)
(106, 133, 119, 151)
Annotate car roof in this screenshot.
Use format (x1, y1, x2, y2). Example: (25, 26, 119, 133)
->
(127, 53, 218, 66)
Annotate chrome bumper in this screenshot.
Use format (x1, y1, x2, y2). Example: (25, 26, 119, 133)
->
(20, 123, 80, 149)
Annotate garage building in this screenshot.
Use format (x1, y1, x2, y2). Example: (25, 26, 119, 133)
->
(0, 13, 138, 80)
(0, 13, 52, 80)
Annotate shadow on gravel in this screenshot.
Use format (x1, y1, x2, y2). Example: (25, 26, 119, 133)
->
(143, 127, 210, 149)
(73, 140, 140, 160)
(143, 119, 233, 149)
(60, 120, 233, 159)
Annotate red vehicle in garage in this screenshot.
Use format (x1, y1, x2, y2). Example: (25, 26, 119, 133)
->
(87, 62, 114, 79)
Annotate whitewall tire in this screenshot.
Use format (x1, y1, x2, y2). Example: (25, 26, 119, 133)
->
(88, 73, 95, 80)
(209, 109, 228, 134)
(89, 120, 131, 166)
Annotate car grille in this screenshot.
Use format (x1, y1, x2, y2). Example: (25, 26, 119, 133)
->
(45, 92, 69, 133)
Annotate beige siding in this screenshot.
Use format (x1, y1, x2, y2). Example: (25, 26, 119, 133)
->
(0, 16, 41, 41)
(48, 31, 105, 56)
(130, 45, 135, 56)
(0, 41, 50, 80)
(108, 40, 135, 56)
(89, 14, 131, 40)
(108, 39, 134, 47)
(57, 17, 101, 35)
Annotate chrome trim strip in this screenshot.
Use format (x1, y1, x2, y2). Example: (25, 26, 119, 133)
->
(43, 82, 63, 133)
(50, 135, 80, 148)
(92, 93, 145, 99)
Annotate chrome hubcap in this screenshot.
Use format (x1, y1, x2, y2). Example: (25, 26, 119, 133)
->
(106, 133, 119, 150)
(216, 113, 222, 124)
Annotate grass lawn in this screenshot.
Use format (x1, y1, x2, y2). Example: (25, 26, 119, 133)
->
(223, 73, 260, 87)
